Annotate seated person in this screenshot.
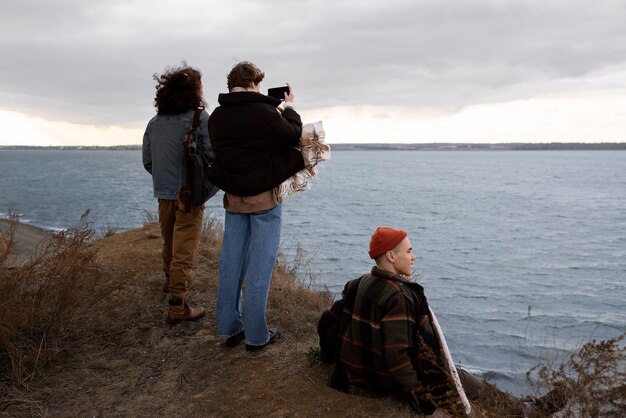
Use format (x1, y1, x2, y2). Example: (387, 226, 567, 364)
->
(318, 227, 564, 418)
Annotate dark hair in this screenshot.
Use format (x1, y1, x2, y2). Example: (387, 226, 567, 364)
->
(227, 61, 265, 91)
(153, 64, 206, 114)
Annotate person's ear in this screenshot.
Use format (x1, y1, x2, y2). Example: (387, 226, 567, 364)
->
(385, 250, 396, 264)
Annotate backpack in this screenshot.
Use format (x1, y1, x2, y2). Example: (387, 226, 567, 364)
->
(176, 108, 219, 212)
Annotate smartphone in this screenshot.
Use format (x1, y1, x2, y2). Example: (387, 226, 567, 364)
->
(267, 86, 290, 100)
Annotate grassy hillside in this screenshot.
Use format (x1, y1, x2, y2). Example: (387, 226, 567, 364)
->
(0, 214, 623, 417)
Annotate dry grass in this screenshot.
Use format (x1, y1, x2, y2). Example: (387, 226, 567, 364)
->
(0, 211, 132, 415)
(527, 334, 626, 418)
(2, 212, 97, 385)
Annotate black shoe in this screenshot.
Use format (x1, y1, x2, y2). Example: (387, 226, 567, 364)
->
(225, 330, 245, 348)
(245, 328, 279, 352)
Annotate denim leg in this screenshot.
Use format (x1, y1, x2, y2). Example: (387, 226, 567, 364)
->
(242, 204, 282, 346)
(216, 211, 250, 337)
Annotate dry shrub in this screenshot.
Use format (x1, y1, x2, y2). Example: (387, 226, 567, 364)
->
(278, 244, 311, 279)
(527, 333, 626, 418)
(437, 334, 625, 417)
(271, 245, 332, 339)
(196, 213, 223, 271)
(200, 213, 223, 249)
(0, 211, 120, 394)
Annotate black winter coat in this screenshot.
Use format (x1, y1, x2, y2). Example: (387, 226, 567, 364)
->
(207, 92, 305, 196)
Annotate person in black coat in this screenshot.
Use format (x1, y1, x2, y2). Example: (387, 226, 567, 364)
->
(209, 61, 304, 351)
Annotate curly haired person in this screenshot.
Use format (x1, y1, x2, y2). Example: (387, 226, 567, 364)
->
(143, 64, 213, 324)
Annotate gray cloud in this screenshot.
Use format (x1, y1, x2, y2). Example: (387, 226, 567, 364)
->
(1, 0, 625, 125)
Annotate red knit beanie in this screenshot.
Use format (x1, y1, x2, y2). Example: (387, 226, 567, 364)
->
(369, 227, 408, 259)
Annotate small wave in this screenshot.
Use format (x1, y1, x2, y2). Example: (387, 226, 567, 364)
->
(466, 294, 489, 300)
(516, 350, 544, 361)
(567, 264, 612, 271)
(455, 365, 518, 384)
(448, 263, 471, 271)
(558, 319, 626, 332)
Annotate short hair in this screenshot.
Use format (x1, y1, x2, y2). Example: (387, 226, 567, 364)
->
(153, 63, 205, 114)
(227, 61, 265, 91)
(374, 254, 387, 265)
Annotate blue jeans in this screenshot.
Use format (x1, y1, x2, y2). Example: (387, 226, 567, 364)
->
(216, 204, 282, 346)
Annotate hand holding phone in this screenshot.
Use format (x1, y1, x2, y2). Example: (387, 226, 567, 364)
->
(267, 85, 290, 100)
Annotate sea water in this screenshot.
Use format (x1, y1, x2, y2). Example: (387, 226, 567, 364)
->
(1, 148, 624, 395)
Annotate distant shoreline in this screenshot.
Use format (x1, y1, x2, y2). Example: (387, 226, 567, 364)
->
(1, 142, 625, 151)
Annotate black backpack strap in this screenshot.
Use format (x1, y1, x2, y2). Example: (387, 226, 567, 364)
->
(191, 107, 202, 131)
(184, 108, 203, 143)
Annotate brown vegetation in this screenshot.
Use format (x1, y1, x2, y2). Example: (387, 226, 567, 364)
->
(527, 335, 626, 418)
(0, 210, 117, 390)
(0, 213, 624, 417)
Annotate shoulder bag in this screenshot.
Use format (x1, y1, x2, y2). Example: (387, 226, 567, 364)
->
(177, 108, 219, 212)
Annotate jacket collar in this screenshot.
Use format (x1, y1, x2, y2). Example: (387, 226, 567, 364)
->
(370, 266, 424, 291)
(217, 91, 281, 107)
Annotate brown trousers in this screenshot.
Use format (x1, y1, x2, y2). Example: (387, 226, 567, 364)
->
(158, 199, 204, 300)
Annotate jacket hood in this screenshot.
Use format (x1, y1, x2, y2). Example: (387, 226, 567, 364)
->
(217, 91, 282, 107)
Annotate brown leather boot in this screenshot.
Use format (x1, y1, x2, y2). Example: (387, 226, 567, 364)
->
(167, 298, 206, 325)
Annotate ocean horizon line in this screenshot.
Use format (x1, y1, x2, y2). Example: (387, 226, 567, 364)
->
(2, 142, 626, 151)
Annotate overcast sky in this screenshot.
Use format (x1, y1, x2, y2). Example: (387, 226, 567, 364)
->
(1, 0, 625, 145)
